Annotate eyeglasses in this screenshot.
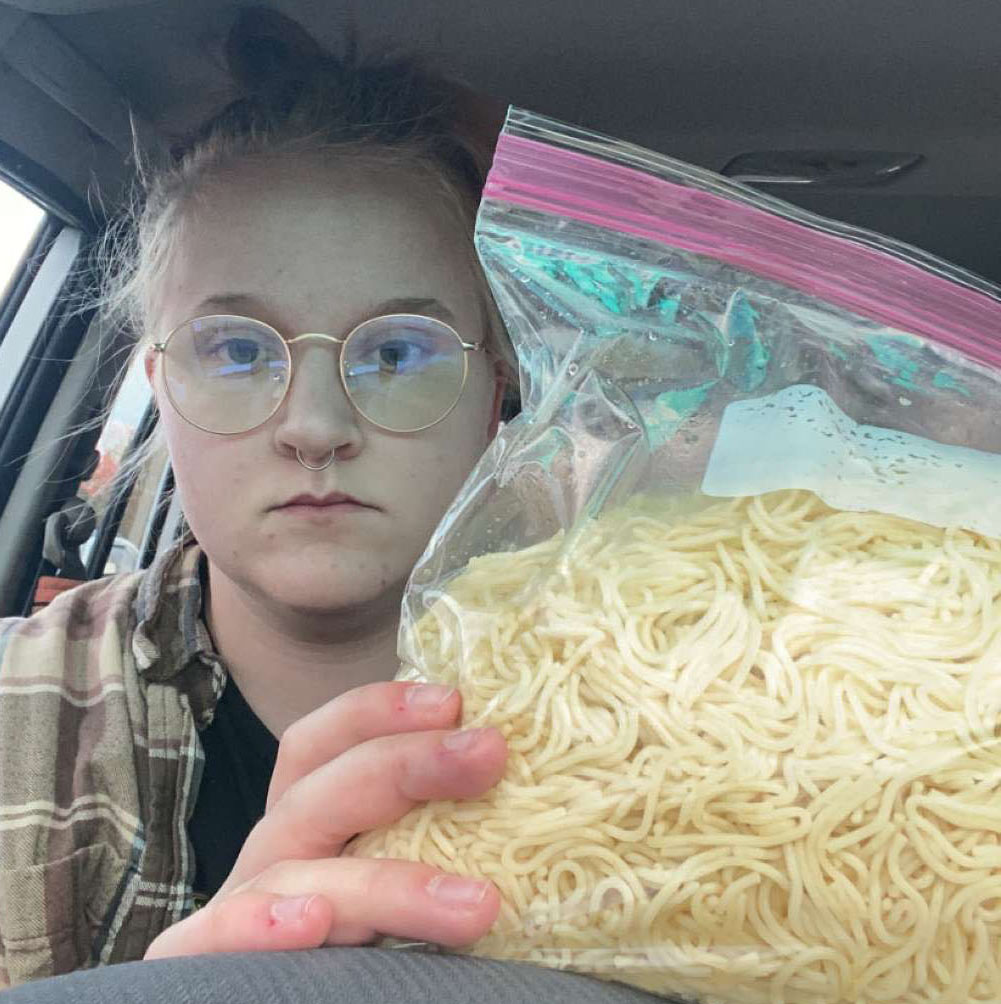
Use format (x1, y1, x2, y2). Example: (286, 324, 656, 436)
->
(151, 313, 484, 435)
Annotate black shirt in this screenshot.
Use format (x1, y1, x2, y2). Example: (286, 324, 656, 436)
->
(188, 672, 280, 902)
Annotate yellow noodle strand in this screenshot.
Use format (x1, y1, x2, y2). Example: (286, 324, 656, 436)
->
(349, 490, 1001, 1004)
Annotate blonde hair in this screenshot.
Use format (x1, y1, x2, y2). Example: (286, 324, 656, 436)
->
(100, 9, 514, 367)
(92, 8, 518, 514)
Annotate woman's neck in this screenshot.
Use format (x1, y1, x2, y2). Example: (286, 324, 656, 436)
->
(202, 560, 404, 737)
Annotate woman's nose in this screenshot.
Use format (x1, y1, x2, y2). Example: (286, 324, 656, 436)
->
(272, 342, 363, 463)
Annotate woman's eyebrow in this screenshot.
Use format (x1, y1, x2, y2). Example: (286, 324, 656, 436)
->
(370, 297, 457, 323)
(191, 292, 264, 316)
(188, 294, 458, 326)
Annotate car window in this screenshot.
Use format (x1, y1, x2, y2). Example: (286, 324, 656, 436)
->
(0, 182, 75, 424)
(78, 349, 167, 575)
(0, 178, 45, 302)
(0, 172, 167, 584)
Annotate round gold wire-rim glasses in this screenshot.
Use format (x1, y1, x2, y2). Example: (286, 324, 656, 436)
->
(151, 312, 485, 435)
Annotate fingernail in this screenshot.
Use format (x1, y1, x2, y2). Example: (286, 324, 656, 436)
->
(426, 875, 490, 907)
(270, 895, 314, 925)
(405, 684, 456, 710)
(440, 727, 488, 753)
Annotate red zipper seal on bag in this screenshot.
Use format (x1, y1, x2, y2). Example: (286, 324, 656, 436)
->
(483, 127, 1001, 372)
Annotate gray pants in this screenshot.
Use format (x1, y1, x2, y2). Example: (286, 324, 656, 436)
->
(4, 949, 671, 1003)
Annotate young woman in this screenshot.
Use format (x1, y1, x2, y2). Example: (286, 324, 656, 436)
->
(0, 10, 521, 985)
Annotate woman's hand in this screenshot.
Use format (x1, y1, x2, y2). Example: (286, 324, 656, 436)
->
(144, 681, 507, 959)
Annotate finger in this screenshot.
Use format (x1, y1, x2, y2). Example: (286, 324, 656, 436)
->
(268, 681, 462, 810)
(238, 857, 500, 948)
(223, 726, 507, 892)
(144, 891, 335, 960)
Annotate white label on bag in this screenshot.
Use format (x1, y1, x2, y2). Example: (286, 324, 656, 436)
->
(702, 384, 1001, 538)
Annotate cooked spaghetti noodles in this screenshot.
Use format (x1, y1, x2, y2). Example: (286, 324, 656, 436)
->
(350, 490, 1001, 1004)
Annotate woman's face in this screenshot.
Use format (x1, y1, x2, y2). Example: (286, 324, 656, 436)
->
(148, 157, 502, 616)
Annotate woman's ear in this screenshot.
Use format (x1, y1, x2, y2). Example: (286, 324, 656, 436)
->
(144, 347, 158, 389)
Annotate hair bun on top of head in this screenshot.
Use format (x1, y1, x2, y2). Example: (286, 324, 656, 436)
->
(224, 6, 331, 98)
(169, 4, 506, 190)
(166, 6, 346, 159)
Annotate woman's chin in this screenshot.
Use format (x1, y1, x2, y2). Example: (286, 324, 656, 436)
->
(261, 562, 405, 618)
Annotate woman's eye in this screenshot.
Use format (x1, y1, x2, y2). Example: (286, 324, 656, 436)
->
(376, 339, 428, 373)
(203, 336, 265, 373)
(223, 338, 261, 366)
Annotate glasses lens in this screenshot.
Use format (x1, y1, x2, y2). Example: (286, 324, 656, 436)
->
(342, 316, 467, 432)
(163, 316, 289, 433)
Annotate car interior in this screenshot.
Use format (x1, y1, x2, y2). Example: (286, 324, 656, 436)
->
(1, 6, 1001, 1003)
(0, 1, 999, 604)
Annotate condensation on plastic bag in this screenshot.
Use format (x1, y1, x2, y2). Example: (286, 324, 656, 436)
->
(347, 109, 1001, 1004)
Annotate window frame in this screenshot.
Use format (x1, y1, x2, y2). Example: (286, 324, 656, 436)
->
(0, 214, 60, 350)
(0, 138, 95, 232)
(0, 143, 182, 614)
(0, 226, 92, 510)
(0, 143, 115, 614)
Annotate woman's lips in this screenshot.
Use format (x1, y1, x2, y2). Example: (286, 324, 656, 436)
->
(271, 492, 379, 518)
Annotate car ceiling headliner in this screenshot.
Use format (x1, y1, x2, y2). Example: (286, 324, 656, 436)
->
(1, 0, 999, 280)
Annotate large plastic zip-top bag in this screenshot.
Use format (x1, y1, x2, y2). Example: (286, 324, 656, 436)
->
(348, 109, 1001, 1004)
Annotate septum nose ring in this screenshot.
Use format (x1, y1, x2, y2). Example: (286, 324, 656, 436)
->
(296, 447, 336, 471)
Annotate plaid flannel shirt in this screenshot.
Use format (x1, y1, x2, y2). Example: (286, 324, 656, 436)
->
(0, 540, 223, 985)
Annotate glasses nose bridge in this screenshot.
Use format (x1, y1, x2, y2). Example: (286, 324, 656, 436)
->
(286, 331, 347, 350)
(282, 331, 349, 407)
(283, 332, 348, 391)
